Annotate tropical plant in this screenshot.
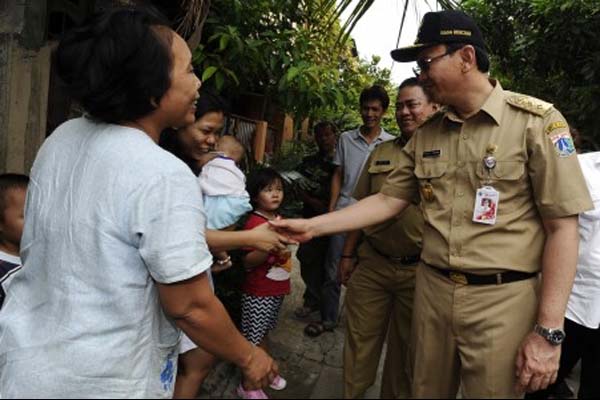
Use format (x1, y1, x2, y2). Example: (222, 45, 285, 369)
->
(193, 0, 399, 135)
(462, 0, 600, 149)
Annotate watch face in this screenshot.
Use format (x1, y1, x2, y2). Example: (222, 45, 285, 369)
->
(549, 330, 566, 345)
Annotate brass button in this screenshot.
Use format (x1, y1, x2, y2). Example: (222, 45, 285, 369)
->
(462, 135, 468, 140)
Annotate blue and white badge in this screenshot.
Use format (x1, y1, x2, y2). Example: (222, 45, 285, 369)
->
(550, 133, 576, 158)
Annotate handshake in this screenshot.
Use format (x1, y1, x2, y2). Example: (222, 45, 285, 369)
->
(248, 217, 315, 253)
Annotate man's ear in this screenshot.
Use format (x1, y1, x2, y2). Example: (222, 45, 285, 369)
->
(460, 45, 477, 71)
(432, 103, 441, 112)
(150, 97, 159, 108)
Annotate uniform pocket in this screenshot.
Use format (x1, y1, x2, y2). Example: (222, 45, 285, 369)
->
(414, 162, 448, 179)
(368, 164, 395, 193)
(368, 164, 395, 174)
(476, 161, 525, 181)
(475, 161, 526, 216)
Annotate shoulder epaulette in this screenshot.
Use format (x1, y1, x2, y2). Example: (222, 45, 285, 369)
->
(506, 95, 553, 117)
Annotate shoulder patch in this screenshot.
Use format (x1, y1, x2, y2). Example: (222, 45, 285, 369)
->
(506, 95, 553, 117)
(550, 132, 576, 158)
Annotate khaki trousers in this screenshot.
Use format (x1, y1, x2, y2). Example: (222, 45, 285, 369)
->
(411, 265, 539, 399)
(343, 259, 416, 399)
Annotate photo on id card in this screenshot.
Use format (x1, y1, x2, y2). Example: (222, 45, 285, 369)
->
(472, 186, 499, 225)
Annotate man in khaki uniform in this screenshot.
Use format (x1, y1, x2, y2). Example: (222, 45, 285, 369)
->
(340, 78, 438, 399)
(273, 10, 594, 398)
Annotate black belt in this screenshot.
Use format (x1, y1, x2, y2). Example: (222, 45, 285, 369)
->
(426, 264, 537, 285)
(365, 238, 420, 265)
(389, 254, 421, 265)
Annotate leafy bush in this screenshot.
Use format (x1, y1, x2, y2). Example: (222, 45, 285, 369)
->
(463, 0, 600, 149)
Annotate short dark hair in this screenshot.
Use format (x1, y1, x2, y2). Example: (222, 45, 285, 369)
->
(446, 42, 490, 73)
(159, 90, 229, 171)
(313, 121, 337, 138)
(359, 85, 390, 110)
(0, 174, 29, 221)
(247, 168, 284, 209)
(398, 77, 433, 101)
(194, 90, 229, 121)
(54, 8, 174, 124)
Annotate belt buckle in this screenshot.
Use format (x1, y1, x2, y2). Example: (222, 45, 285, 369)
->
(449, 272, 468, 285)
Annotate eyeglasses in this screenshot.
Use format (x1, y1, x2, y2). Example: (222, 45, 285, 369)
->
(413, 48, 459, 77)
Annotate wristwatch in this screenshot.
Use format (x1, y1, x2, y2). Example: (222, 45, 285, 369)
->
(534, 324, 566, 346)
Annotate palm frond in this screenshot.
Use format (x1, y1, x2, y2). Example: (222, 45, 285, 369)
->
(327, 0, 459, 47)
(437, 0, 460, 9)
(175, 0, 210, 38)
(395, 0, 411, 49)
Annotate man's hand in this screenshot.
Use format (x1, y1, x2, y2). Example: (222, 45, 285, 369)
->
(515, 332, 561, 394)
(269, 218, 314, 243)
(240, 346, 279, 390)
(338, 257, 357, 286)
(250, 222, 291, 253)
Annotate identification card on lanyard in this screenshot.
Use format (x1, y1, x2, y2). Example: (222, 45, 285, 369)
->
(473, 186, 500, 225)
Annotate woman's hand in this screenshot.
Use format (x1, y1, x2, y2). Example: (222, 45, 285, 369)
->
(240, 346, 279, 390)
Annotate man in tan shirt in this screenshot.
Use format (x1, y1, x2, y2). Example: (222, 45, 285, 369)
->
(340, 78, 437, 399)
(274, 10, 593, 398)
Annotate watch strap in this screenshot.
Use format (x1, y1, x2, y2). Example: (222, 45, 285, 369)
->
(534, 324, 565, 346)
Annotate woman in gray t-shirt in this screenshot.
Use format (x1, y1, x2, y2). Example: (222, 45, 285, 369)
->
(0, 8, 281, 399)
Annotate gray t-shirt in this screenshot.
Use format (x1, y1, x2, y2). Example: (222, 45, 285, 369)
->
(0, 118, 212, 398)
(333, 128, 395, 208)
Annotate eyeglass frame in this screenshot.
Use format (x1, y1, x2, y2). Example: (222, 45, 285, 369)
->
(412, 45, 464, 77)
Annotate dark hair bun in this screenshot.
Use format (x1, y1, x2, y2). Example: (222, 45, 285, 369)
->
(55, 8, 173, 123)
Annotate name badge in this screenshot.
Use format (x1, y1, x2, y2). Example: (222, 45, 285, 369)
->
(423, 150, 441, 158)
(472, 186, 500, 225)
(375, 160, 391, 166)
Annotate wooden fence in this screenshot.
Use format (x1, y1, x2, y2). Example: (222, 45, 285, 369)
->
(226, 114, 277, 164)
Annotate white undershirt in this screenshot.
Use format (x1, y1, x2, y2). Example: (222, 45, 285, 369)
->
(566, 152, 600, 329)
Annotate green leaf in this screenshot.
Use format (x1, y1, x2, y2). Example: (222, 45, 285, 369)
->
(286, 67, 300, 82)
(202, 66, 218, 82)
(223, 68, 240, 86)
(219, 35, 230, 52)
(208, 33, 221, 43)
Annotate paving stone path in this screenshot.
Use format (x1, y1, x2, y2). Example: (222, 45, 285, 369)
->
(198, 251, 383, 399)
